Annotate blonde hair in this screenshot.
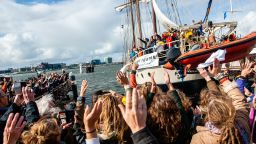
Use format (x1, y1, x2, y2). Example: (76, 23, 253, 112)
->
(22, 117, 61, 144)
(200, 89, 222, 114)
(96, 94, 129, 143)
(207, 96, 241, 144)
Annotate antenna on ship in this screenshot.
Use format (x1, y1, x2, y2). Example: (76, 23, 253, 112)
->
(225, 0, 241, 21)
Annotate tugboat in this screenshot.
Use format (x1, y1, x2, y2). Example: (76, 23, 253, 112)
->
(85, 63, 94, 73)
(79, 63, 94, 74)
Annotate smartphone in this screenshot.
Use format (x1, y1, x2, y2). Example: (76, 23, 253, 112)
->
(13, 82, 21, 94)
(59, 111, 67, 125)
(13, 82, 27, 94)
(65, 110, 75, 123)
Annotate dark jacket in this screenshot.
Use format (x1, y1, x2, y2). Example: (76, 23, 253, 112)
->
(131, 127, 159, 144)
(73, 123, 86, 144)
(169, 90, 191, 143)
(24, 101, 40, 125)
(0, 101, 40, 144)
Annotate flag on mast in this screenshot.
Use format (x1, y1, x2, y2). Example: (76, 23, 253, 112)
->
(224, 11, 227, 19)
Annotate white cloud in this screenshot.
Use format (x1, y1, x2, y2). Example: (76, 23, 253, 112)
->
(0, 0, 123, 69)
(237, 11, 256, 36)
(0, 0, 255, 69)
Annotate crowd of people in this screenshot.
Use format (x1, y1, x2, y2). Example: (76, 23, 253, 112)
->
(129, 21, 237, 67)
(0, 70, 70, 112)
(0, 57, 255, 144)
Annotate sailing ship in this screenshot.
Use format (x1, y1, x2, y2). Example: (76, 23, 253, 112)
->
(115, 0, 256, 95)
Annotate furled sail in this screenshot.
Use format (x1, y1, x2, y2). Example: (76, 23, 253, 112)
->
(152, 0, 179, 30)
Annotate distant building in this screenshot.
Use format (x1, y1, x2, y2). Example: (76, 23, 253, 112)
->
(104, 57, 113, 64)
(0, 69, 12, 74)
(38, 62, 66, 70)
(19, 67, 32, 72)
(91, 59, 101, 65)
(67, 64, 79, 69)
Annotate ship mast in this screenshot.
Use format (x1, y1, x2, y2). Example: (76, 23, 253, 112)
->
(227, 0, 240, 20)
(130, 0, 136, 47)
(135, 0, 143, 47)
(151, 1, 157, 34)
(116, 0, 145, 48)
(229, 0, 233, 12)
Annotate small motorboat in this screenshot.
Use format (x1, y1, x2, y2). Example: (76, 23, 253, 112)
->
(176, 32, 256, 68)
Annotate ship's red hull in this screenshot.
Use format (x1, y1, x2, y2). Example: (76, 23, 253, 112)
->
(176, 32, 256, 68)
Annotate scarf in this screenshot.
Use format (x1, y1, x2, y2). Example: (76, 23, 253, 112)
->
(205, 122, 221, 134)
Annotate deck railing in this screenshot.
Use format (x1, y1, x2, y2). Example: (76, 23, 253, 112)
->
(129, 34, 238, 63)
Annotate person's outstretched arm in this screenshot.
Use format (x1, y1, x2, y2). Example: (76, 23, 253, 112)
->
(83, 101, 103, 144)
(23, 87, 40, 125)
(118, 88, 159, 144)
(75, 80, 88, 126)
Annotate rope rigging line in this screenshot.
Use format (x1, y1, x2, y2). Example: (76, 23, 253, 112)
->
(146, 2, 153, 35)
(165, 0, 171, 19)
(173, 0, 182, 25)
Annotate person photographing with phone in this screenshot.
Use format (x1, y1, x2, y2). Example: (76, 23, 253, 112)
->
(0, 85, 40, 144)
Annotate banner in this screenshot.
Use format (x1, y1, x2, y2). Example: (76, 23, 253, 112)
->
(135, 52, 159, 69)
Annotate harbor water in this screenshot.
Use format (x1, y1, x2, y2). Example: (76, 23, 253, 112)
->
(11, 64, 124, 97)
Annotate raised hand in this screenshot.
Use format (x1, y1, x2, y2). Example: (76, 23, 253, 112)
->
(192, 105, 202, 116)
(164, 71, 174, 91)
(116, 71, 129, 85)
(118, 88, 147, 133)
(208, 58, 221, 76)
(149, 72, 157, 93)
(244, 87, 253, 96)
(163, 70, 170, 85)
(13, 94, 24, 106)
(3, 113, 26, 144)
(22, 86, 35, 104)
(61, 122, 73, 130)
(241, 62, 253, 77)
(131, 63, 139, 71)
(198, 68, 211, 82)
(83, 101, 102, 133)
(80, 80, 88, 97)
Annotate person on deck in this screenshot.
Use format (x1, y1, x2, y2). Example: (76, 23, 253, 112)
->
(129, 48, 137, 60)
(190, 38, 201, 51)
(166, 32, 173, 49)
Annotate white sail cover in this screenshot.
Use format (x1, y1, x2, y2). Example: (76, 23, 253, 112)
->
(152, 0, 178, 30)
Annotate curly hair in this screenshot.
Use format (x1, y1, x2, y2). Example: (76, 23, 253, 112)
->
(176, 89, 192, 112)
(199, 89, 222, 114)
(147, 93, 184, 144)
(138, 82, 163, 95)
(96, 93, 129, 143)
(207, 96, 241, 144)
(22, 117, 61, 144)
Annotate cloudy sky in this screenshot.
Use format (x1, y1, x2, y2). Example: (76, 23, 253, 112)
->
(0, 0, 255, 69)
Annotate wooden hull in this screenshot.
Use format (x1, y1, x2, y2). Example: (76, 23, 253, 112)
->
(176, 32, 256, 68)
